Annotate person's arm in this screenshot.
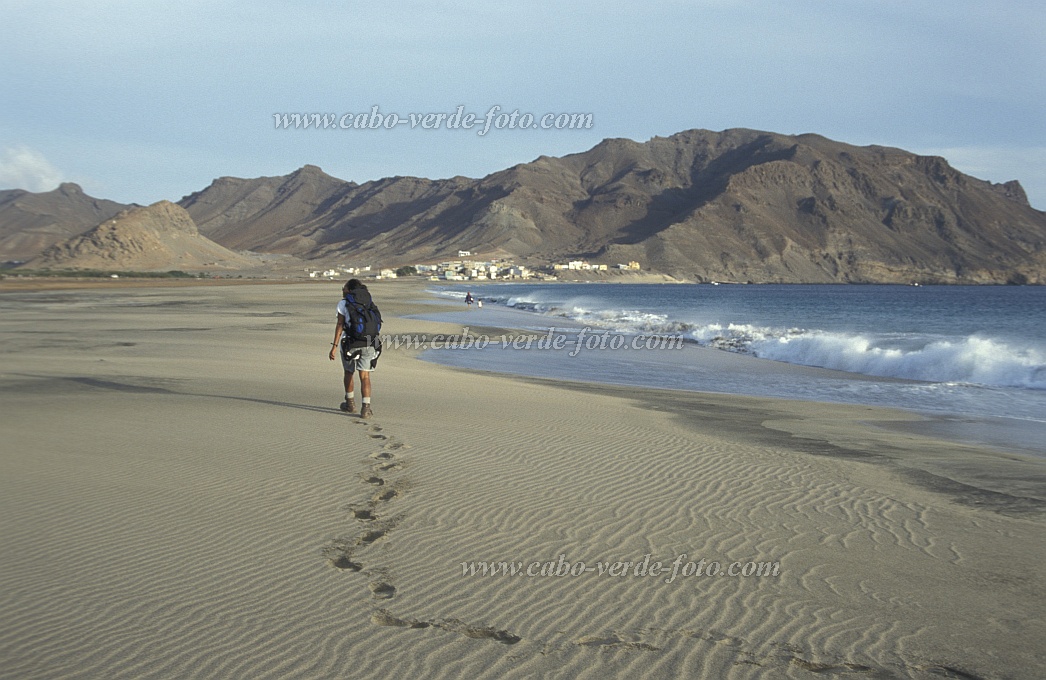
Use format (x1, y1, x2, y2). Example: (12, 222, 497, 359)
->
(328, 314, 345, 360)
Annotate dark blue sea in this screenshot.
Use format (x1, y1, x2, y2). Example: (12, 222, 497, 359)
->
(417, 283, 1046, 456)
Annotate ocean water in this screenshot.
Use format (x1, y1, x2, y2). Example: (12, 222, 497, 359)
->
(417, 283, 1046, 456)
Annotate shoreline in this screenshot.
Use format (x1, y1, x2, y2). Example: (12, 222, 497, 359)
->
(409, 355, 1046, 521)
(413, 283, 1046, 459)
(1, 280, 1043, 678)
(5, 272, 1045, 294)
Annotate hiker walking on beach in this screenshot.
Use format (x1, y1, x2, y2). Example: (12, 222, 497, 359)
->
(465, 291, 474, 309)
(328, 279, 382, 419)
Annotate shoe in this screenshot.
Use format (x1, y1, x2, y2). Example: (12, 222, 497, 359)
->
(360, 404, 374, 419)
(340, 398, 356, 413)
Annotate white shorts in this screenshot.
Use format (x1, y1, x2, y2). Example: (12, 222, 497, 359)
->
(341, 345, 379, 372)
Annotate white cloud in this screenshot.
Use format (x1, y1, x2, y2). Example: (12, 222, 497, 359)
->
(0, 146, 66, 192)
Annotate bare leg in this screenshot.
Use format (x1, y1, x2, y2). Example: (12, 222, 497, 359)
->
(359, 371, 371, 399)
(339, 369, 358, 412)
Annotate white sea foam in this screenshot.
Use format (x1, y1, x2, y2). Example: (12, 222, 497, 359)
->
(432, 286, 1046, 391)
(749, 331, 1046, 390)
(688, 323, 1046, 390)
(427, 284, 1046, 452)
(457, 290, 1046, 391)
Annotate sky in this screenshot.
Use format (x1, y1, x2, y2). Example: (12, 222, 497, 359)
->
(2, 0, 1044, 210)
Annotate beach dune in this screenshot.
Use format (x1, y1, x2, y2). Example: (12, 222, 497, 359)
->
(0, 281, 1042, 679)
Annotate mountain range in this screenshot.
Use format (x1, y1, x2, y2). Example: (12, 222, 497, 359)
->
(4, 128, 1045, 283)
(0, 183, 130, 261)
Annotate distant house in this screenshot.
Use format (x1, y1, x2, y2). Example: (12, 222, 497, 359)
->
(458, 250, 472, 257)
(553, 260, 607, 271)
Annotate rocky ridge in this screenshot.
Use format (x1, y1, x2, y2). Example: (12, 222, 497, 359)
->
(26, 200, 255, 271)
(4, 128, 1045, 283)
(0, 183, 130, 262)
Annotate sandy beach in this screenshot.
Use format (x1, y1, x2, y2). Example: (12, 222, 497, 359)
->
(1, 279, 1043, 679)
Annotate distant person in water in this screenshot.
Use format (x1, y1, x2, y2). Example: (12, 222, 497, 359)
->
(465, 291, 474, 309)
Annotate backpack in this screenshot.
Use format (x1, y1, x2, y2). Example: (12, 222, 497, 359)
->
(342, 288, 382, 350)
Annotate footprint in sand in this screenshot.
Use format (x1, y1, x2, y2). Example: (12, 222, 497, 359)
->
(574, 634, 660, 652)
(330, 555, 363, 571)
(787, 657, 875, 674)
(351, 508, 376, 521)
(369, 434, 388, 441)
(372, 488, 399, 503)
(373, 461, 403, 472)
(369, 451, 394, 460)
(382, 441, 409, 451)
(369, 581, 396, 599)
(369, 611, 519, 643)
(682, 629, 744, 648)
(357, 529, 386, 545)
(360, 475, 385, 486)
(437, 619, 522, 645)
(910, 664, 985, 679)
(459, 627, 522, 644)
(372, 609, 430, 629)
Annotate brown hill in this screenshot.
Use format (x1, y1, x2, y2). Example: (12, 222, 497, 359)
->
(177, 129, 1046, 283)
(25, 200, 256, 271)
(0, 183, 130, 262)
(4, 129, 1043, 282)
(177, 165, 355, 250)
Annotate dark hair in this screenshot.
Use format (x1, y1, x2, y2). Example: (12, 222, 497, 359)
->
(346, 278, 363, 290)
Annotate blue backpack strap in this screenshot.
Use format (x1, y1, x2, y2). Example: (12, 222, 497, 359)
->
(343, 292, 365, 339)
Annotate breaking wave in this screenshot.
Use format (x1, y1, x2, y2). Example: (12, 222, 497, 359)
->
(455, 290, 1046, 390)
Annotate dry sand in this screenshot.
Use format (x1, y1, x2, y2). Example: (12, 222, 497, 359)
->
(0, 280, 1043, 679)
